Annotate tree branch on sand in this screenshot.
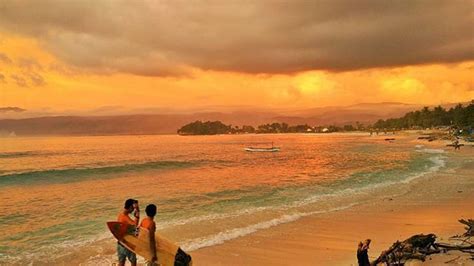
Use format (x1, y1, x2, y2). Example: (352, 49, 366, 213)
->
(368, 219, 474, 265)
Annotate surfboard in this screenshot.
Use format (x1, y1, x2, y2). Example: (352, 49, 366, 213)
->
(107, 221, 192, 266)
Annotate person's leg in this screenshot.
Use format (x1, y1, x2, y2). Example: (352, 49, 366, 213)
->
(117, 243, 127, 266)
(126, 249, 137, 266)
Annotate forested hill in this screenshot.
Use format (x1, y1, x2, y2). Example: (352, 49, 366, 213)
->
(373, 102, 473, 130)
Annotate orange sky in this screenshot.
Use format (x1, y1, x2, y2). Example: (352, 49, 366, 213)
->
(0, 1, 473, 115)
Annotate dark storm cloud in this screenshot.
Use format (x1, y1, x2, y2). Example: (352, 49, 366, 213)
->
(0, 0, 472, 76)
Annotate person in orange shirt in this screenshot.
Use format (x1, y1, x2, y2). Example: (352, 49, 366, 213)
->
(117, 198, 140, 266)
(140, 204, 157, 266)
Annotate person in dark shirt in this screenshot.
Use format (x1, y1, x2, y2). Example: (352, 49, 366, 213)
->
(357, 239, 371, 266)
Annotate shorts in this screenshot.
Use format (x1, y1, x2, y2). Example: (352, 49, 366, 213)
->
(117, 242, 137, 263)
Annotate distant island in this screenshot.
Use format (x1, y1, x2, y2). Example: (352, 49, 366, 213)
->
(178, 121, 362, 135)
(178, 102, 474, 135)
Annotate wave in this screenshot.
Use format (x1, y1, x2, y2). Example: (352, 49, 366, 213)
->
(157, 154, 447, 230)
(0, 229, 113, 265)
(179, 154, 447, 251)
(6, 152, 447, 264)
(152, 154, 447, 246)
(0, 160, 198, 187)
(181, 203, 358, 251)
(0, 151, 60, 159)
(416, 148, 445, 154)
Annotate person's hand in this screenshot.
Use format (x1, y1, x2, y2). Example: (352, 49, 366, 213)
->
(133, 201, 140, 216)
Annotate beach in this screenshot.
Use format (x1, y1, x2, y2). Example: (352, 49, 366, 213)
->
(192, 138, 474, 265)
(0, 133, 473, 265)
(2, 2, 473, 264)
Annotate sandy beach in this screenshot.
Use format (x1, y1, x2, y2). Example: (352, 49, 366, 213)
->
(192, 139, 474, 265)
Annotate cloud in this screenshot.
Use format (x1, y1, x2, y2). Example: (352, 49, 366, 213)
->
(0, 107, 26, 113)
(17, 57, 43, 71)
(0, 0, 472, 76)
(0, 53, 12, 64)
(0, 54, 47, 86)
(27, 71, 46, 86)
(10, 74, 28, 87)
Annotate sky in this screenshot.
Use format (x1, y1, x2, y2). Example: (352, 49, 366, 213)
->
(0, 0, 473, 115)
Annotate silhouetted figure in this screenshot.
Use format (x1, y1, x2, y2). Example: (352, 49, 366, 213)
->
(454, 139, 461, 150)
(357, 239, 371, 266)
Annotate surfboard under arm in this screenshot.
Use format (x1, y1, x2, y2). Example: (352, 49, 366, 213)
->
(107, 221, 192, 266)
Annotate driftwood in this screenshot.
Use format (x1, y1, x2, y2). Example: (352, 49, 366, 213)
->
(372, 234, 439, 265)
(444, 255, 461, 264)
(459, 219, 474, 237)
(369, 219, 474, 265)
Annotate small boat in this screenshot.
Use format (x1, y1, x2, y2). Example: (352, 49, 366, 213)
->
(245, 147, 280, 152)
(245, 142, 280, 152)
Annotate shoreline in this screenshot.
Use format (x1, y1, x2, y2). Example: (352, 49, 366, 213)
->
(5, 133, 471, 265)
(191, 142, 474, 265)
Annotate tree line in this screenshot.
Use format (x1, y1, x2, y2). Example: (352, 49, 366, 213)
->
(177, 121, 359, 135)
(373, 101, 474, 130)
(177, 101, 474, 135)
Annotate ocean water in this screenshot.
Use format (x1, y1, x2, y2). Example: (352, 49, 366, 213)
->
(0, 134, 449, 264)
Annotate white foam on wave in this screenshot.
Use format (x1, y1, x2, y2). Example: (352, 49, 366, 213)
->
(80, 254, 115, 266)
(155, 206, 271, 230)
(293, 155, 447, 210)
(1, 230, 114, 265)
(181, 203, 358, 251)
(400, 155, 446, 184)
(416, 148, 445, 154)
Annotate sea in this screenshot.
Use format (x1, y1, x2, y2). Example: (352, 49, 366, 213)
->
(0, 133, 450, 265)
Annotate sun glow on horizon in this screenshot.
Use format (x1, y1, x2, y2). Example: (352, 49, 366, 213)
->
(1, 33, 473, 114)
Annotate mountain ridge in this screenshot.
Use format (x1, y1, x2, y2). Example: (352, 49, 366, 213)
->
(1, 101, 471, 136)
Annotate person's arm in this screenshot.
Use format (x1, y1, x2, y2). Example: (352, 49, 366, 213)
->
(133, 212, 139, 226)
(133, 204, 140, 226)
(149, 222, 157, 262)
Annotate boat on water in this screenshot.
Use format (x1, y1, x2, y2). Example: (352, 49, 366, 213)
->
(245, 147, 280, 152)
(245, 142, 280, 152)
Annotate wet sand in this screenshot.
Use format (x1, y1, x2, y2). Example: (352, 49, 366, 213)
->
(192, 143, 474, 265)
